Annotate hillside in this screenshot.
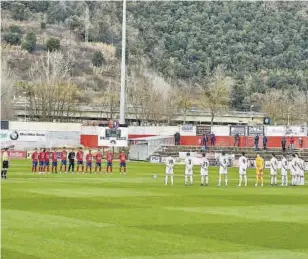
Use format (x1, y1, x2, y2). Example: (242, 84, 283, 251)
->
(1, 1, 308, 124)
(128, 1, 308, 109)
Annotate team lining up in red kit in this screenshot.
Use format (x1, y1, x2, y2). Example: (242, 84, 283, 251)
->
(30, 147, 127, 174)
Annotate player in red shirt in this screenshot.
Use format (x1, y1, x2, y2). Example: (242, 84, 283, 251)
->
(106, 151, 113, 173)
(86, 150, 93, 173)
(31, 148, 39, 173)
(95, 149, 103, 173)
(39, 148, 45, 174)
(44, 148, 50, 173)
(60, 147, 67, 173)
(76, 147, 84, 173)
(119, 150, 127, 174)
(51, 148, 58, 174)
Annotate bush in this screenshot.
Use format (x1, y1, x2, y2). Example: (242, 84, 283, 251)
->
(10, 2, 29, 21)
(22, 32, 36, 52)
(9, 25, 22, 34)
(4, 32, 22, 45)
(21, 41, 34, 52)
(46, 37, 60, 52)
(41, 22, 46, 29)
(92, 51, 105, 67)
(25, 31, 36, 43)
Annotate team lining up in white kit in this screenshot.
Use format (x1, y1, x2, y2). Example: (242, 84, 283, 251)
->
(164, 152, 306, 187)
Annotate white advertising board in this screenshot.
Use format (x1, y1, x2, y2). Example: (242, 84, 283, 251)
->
(4, 130, 47, 142)
(265, 126, 307, 136)
(233, 159, 239, 167)
(174, 157, 185, 165)
(48, 131, 80, 147)
(265, 161, 271, 169)
(0, 130, 9, 141)
(248, 160, 256, 168)
(161, 157, 167, 163)
(285, 126, 307, 136)
(179, 152, 197, 159)
(173, 157, 201, 165)
(180, 125, 196, 136)
(211, 126, 229, 136)
(150, 156, 161, 163)
(98, 127, 128, 147)
(265, 126, 286, 136)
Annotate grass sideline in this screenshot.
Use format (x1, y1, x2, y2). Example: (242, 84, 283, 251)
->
(1, 159, 308, 259)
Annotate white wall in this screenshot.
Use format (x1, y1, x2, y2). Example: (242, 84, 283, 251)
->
(211, 126, 230, 136)
(10, 121, 81, 131)
(81, 126, 99, 135)
(128, 126, 179, 135)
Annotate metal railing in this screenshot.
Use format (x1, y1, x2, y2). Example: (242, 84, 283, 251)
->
(129, 136, 174, 161)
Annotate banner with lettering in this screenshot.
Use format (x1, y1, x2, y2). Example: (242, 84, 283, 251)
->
(248, 126, 264, 136)
(230, 126, 246, 136)
(196, 125, 211, 136)
(285, 126, 307, 136)
(180, 125, 196, 136)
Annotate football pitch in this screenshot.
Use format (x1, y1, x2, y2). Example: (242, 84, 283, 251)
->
(2, 160, 308, 259)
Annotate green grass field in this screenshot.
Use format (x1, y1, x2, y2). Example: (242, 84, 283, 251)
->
(2, 160, 308, 259)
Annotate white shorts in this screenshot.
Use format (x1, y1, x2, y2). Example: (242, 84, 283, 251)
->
(185, 168, 193, 176)
(299, 171, 304, 177)
(219, 167, 227, 175)
(200, 169, 208, 176)
(270, 170, 277, 176)
(281, 170, 288, 176)
(165, 168, 173, 175)
(239, 168, 247, 175)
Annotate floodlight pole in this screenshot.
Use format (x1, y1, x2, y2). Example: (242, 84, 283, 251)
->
(119, 0, 127, 125)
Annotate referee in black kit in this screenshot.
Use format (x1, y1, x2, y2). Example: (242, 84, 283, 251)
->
(1, 148, 9, 179)
(68, 148, 75, 173)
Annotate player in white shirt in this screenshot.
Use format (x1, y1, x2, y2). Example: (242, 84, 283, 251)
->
(200, 153, 209, 186)
(297, 156, 305, 186)
(238, 152, 248, 187)
(218, 152, 228, 187)
(185, 153, 193, 185)
(165, 156, 175, 186)
(290, 154, 298, 186)
(270, 153, 278, 186)
(295, 154, 301, 185)
(280, 154, 289, 186)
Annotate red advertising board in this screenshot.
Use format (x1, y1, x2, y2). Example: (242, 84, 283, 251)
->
(0, 151, 27, 159)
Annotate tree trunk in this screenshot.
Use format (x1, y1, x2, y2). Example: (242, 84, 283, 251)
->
(211, 109, 215, 126)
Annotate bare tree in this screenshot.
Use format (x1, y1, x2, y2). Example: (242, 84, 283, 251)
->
(29, 50, 72, 86)
(174, 79, 198, 124)
(1, 58, 16, 120)
(93, 80, 120, 119)
(259, 89, 292, 125)
(260, 89, 283, 124)
(162, 88, 178, 124)
(198, 66, 234, 126)
(127, 65, 167, 124)
(292, 89, 308, 125)
(91, 56, 121, 120)
(127, 69, 152, 123)
(147, 88, 165, 123)
(19, 51, 79, 121)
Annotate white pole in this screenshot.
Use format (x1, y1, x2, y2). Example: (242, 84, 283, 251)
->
(120, 0, 126, 125)
(25, 101, 27, 121)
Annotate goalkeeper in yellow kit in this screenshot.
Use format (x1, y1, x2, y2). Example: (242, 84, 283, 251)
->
(255, 153, 264, 187)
